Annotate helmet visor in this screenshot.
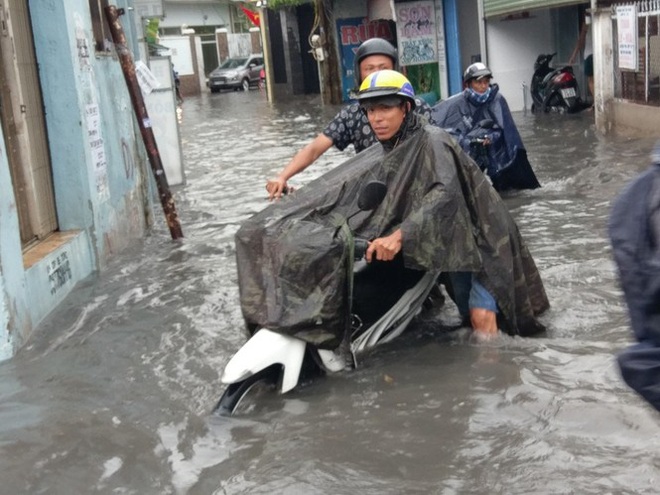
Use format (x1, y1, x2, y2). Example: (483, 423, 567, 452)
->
(359, 95, 405, 111)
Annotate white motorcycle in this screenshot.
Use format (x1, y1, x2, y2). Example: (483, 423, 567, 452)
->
(215, 182, 439, 415)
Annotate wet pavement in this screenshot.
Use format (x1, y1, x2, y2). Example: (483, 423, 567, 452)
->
(1, 88, 659, 494)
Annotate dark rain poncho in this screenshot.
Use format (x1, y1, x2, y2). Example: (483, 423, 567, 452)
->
(610, 157, 660, 412)
(430, 84, 541, 192)
(235, 114, 549, 350)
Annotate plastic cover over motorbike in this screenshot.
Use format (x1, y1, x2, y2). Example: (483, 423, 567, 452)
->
(235, 123, 549, 350)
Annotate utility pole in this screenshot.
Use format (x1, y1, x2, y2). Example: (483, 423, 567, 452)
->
(257, 3, 274, 103)
(105, 5, 184, 240)
(315, 0, 342, 105)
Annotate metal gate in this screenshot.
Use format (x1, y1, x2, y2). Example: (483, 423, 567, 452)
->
(613, 1, 660, 105)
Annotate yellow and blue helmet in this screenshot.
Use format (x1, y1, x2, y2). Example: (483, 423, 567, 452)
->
(356, 70, 416, 109)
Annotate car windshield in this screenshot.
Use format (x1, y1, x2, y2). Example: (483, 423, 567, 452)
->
(219, 58, 248, 69)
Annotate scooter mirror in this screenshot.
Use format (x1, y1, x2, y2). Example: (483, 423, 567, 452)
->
(477, 118, 494, 129)
(357, 181, 387, 211)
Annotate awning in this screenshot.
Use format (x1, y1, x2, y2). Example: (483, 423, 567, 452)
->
(483, 0, 587, 18)
(148, 42, 171, 56)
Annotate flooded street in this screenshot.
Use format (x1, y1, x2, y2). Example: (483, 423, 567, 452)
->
(1, 89, 659, 494)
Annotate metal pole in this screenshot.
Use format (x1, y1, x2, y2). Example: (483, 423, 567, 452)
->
(104, 5, 184, 240)
(645, 11, 649, 103)
(315, 0, 342, 105)
(258, 5, 274, 103)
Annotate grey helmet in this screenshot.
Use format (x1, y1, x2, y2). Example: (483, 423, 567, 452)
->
(353, 38, 398, 88)
(463, 62, 493, 83)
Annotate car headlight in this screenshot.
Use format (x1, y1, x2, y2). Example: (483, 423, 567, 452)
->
(225, 71, 238, 80)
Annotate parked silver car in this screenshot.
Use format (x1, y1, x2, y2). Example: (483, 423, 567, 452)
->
(207, 54, 264, 93)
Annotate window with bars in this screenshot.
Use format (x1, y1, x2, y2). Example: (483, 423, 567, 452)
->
(614, 9, 660, 105)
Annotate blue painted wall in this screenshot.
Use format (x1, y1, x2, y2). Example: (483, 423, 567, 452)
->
(0, 0, 155, 360)
(29, 0, 151, 263)
(443, 0, 463, 95)
(0, 124, 30, 360)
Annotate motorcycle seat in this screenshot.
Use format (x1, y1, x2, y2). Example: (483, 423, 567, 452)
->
(541, 69, 562, 86)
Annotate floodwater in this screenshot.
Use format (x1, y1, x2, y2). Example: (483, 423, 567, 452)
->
(1, 88, 659, 494)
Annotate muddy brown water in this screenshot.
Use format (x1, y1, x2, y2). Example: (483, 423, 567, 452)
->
(1, 90, 658, 494)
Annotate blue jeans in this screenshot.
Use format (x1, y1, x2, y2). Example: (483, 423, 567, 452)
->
(447, 272, 498, 319)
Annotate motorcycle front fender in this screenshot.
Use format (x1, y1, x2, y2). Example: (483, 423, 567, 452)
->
(221, 328, 306, 393)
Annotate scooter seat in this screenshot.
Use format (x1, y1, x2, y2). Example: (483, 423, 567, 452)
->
(541, 69, 562, 86)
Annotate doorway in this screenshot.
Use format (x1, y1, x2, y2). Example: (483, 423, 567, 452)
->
(0, 0, 57, 248)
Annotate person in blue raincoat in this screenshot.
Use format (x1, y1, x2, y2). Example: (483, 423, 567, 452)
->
(609, 142, 660, 412)
(431, 63, 541, 192)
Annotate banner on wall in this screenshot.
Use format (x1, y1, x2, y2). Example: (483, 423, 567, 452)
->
(616, 5, 638, 71)
(336, 17, 396, 101)
(395, 0, 438, 66)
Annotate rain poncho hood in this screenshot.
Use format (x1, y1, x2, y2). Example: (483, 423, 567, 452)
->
(235, 115, 549, 349)
(431, 84, 541, 192)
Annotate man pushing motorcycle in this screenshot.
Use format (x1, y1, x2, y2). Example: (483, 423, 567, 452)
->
(222, 70, 549, 413)
(355, 70, 549, 338)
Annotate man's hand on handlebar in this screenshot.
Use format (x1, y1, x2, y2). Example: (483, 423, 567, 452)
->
(266, 178, 293, 200)
(365, 229, 402, 263)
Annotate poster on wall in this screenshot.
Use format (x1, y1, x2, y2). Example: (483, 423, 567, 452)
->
(395, 0, 438, 66)
(336, 17, 396, 101)
(616, 5, 638, 71)
(85, 104, 109, 201)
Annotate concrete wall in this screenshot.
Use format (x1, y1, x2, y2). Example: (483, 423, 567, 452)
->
(0, 124, 29, 360)
(608, 100, 660, 137)
(30, 0, 151, 264)
(160, 35, 204, 94)
(0, 0, 154, 360)
(485, 11, 553, 111)
(457, 0, 481, 75)
(161, 2, 230, 30)
(592, 5, 660, 138)
(334, 2, 366, 18)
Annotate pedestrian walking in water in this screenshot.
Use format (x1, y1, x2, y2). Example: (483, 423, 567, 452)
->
(173, 67, 183, 104)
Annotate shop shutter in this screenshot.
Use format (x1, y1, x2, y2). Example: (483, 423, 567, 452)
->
(483, 0, 586, 18)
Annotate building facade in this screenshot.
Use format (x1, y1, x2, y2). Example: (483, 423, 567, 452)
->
(0, 0, 157, 360)
(272, 0, 659, 137)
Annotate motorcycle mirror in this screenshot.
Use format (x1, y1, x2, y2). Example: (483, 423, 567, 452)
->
(357, 181, 387, 211)
(477, 118, 494, 129)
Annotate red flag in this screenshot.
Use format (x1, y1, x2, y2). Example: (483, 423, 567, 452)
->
(241, 6, 260, 27)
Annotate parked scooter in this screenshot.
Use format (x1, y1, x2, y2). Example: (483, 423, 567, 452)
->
(531, 53, 584, 113)
(216, 181, 439, 416)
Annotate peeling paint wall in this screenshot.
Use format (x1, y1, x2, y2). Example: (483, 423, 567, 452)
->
(0, 0, 156, 360)
(29, 0, 153, 268)
(0, 123, 31, 360)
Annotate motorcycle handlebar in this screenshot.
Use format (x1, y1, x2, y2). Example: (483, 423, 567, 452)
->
(354, 238, 369, 260)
